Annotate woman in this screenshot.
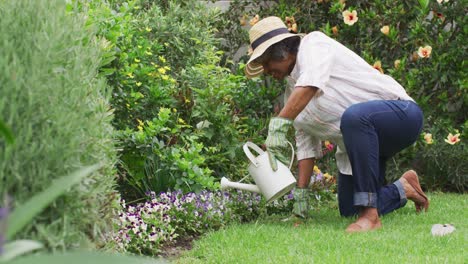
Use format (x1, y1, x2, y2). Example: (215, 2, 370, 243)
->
(245, 16, 429, 232)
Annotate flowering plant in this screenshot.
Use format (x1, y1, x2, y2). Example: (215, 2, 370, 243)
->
(113, 190, 264, 255)
(113, 166, 337, 255)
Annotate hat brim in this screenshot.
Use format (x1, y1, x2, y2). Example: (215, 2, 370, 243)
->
(245, 33, 298, 79)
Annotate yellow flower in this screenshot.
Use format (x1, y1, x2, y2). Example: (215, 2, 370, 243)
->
(332, 26, 339, 36)
(178, 118, 186, 124)
(373, 61, 384, 74)
(134, 58, 141, 63)
(240, 15, 247, 26)
(145, 51, 153, 55)
(410, 52, 419, 62)
(137, 119, 144, 126)
(137, 45, 143, 49)
(394, 59, 401, 69)
(285, 16, 297, 33)
(137, 125, 143, 131)
(158, 68, 167, 75)
(127, 72, 134, 78)
(380, 25, 390, 35)
(161, 75, 169, 81)
(159, 56, 166, 63)
(417, 45, 432, 58)
(145, 27, 152, 32)
(184, 98, 191, 104)
(342, 10, 358, 26)
(444, 133, 460, 145)
(424, 133, 434, 144)
(172, 108, 177, 113)
(136, 82, 142, 87)
(249, 14, 260, 26)
(313, 165, 321, 174)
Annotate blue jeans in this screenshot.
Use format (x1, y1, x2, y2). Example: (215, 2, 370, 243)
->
(338, 100, 423, 216)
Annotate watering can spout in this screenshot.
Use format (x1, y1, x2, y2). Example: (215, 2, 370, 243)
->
(220, 177, 261, 193)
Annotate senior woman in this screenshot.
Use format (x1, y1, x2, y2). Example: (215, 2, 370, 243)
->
(246, 16, 429, 232)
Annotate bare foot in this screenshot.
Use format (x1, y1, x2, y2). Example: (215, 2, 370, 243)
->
(400, 170, 429, 212)
(346, 207, 382, 233)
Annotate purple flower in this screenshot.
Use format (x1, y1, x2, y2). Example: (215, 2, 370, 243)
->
(0, 201, 9, 255)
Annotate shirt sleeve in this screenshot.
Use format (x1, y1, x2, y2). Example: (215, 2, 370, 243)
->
(295, 127, 323, 160)
(295, 32, 334, 92)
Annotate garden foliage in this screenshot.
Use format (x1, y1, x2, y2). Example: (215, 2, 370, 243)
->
(80, 0, 283, 198)
(213, 0, 467, 191)
(0, 0, 118, 250)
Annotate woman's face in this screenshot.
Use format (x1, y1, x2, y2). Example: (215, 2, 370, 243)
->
(261, 54, 296, 80)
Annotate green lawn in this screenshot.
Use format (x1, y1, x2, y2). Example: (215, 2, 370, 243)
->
(176, 193, 467, 264)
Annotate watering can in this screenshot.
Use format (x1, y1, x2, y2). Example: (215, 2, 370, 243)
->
(220, 141, 296, 203)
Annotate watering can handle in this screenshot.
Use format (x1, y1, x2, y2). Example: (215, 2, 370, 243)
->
(243, 141, 295, 169)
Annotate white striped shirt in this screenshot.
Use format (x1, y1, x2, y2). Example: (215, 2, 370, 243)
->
(286, 31, 413, 175)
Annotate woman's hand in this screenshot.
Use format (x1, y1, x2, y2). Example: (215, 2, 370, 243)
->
(265, 117, 293, 171)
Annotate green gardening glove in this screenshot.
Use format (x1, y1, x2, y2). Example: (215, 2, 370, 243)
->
(265, 117, 293, 171)
(292, 188, 310, 218)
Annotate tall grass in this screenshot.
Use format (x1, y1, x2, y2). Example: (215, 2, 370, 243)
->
(0, 0, 118, 250)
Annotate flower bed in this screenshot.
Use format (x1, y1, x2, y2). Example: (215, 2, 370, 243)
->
(113, 167, 336, 255)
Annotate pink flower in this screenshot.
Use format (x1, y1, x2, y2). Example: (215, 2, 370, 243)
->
(342, 10, 358, 26)
(324, 140, 334, 151)
(444, 133, 460, 145)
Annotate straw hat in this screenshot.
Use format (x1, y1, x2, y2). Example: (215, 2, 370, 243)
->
(245, 16, 298, 78)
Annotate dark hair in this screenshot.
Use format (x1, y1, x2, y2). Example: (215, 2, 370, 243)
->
(254, 36, 301, 64)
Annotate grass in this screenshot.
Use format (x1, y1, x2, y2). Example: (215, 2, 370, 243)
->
(176, 193, 467, 263)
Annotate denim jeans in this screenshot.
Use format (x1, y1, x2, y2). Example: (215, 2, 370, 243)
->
(338, 100, 423, 216)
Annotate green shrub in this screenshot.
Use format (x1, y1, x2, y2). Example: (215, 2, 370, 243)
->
(0, 0, 118, 250)
(79, 0, 282, 199)
(214, 0, 467, 191)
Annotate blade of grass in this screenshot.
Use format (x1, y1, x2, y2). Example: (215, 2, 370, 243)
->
(6, 164, 102, 240)
(0, 240, 43, 262)
(8, 251, 164, 264)
(0, 120, 14, 144)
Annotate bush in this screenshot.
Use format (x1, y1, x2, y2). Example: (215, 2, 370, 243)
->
(0, 0, 118, 249)
(214, 0, 467, 191)
(80, 0, 283, 199)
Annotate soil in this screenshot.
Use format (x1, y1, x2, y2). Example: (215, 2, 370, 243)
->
(158, 235, 199, 260)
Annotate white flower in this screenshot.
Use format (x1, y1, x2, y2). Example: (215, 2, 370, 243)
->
(342, 10, 358, 26)
(417, 45, 432, 58)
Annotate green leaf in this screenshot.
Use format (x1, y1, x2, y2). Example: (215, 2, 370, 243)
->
(0, 119, 14, 144)
(6, 164, 102, 240)
(418, 0, 429, 9)
(0, 240, 43, 262)
(7, 251, 164, 264)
